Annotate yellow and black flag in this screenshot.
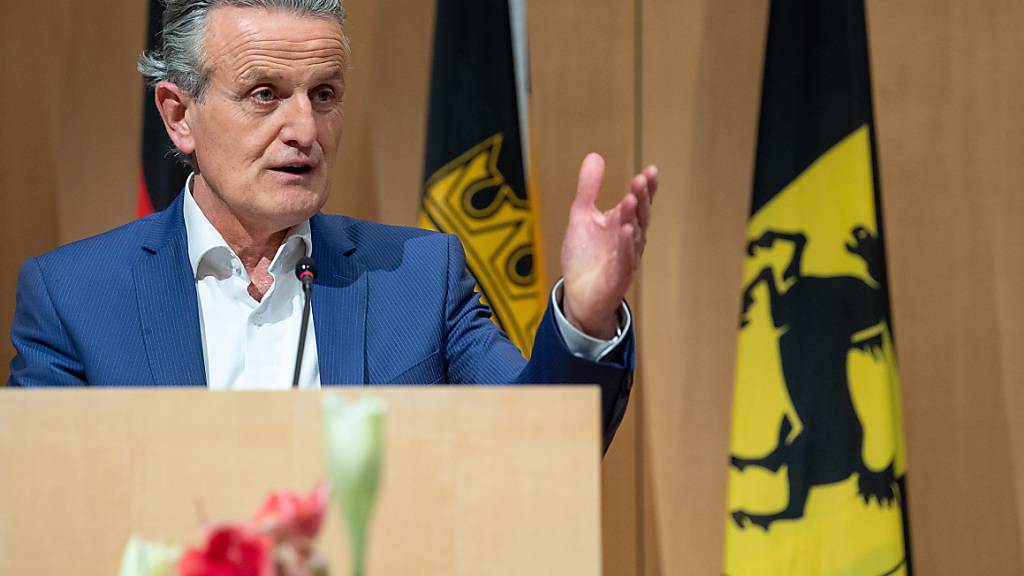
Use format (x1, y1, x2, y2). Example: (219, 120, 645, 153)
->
(724, 1, 911, 574)
(419, 0, 546, 355)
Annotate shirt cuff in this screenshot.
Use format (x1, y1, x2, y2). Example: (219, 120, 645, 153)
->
(550, 278, 631, 361)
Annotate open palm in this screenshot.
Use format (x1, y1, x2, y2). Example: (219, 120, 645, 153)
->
(561, 153, 657, 339)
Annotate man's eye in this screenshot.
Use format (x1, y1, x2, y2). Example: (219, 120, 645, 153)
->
(314, 87, 336, 103)
(252, 88, 275, 102)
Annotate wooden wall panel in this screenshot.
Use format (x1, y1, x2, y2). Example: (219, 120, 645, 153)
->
(528, 3, 640, 574)
(529, 1, 638, 282)
(1, 1, 70, 385)
(323, 0, 435, 225)
(52, 0, 141, 244)
(2, 0, 151, 382)
(868, 1, 1024, 573)
(639, 0, 767, 573)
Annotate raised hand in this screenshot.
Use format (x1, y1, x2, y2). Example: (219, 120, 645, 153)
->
(560, 153, 658, 339)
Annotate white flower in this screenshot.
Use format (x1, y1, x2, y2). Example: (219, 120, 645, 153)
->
(117, 535, 181, 576)
(322, 394, 387, 575)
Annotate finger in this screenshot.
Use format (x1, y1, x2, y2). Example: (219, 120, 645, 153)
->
(634, 206, 647, 255)
(643, 165, 659, 203)
(618, 188, 638, 229)
(619, 222, 637, 274)
(631, 173, 651, 230)
(630, 173, 647, 197)
(620, 191, 646, 262)
(573, 153, 606, 214)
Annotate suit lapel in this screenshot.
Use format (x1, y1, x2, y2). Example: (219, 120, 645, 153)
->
(134, 194, 207, 386)
(310, 215, 367, 385)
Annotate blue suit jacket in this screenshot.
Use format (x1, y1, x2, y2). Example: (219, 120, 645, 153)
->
(9, 194, 633, 447)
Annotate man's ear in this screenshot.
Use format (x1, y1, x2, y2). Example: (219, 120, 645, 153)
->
(154, 81, 196, 155)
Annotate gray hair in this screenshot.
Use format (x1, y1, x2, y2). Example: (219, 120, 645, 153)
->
(139, 0, 347, 98)
(138, 0, 348, 168)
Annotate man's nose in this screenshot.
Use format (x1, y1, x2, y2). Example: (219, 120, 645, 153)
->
(279, 95, 317, 149)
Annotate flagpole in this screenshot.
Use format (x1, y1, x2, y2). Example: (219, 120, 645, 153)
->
(508, 0, 531, 184)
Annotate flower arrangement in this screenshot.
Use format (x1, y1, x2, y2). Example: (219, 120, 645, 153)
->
(119, 395, 386, 576)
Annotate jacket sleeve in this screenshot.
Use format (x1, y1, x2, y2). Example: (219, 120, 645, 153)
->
(8, 257, 87, 387)
(440, 234, 634, 451)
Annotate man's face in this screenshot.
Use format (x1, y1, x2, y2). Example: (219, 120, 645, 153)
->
(184, 7, 346, 233)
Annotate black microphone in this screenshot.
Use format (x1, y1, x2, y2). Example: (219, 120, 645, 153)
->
(292, 256, 317, 389)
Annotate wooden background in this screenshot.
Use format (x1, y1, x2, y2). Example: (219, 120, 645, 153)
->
(2, 0, 1023, 573)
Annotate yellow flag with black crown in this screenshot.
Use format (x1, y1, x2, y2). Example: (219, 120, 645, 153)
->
(419, 0, 545, 356)
(724, 1, 912, 574)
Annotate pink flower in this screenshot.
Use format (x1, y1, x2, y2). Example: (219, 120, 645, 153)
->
(178, 525, 273, 576)
(250, 480, 329, 545)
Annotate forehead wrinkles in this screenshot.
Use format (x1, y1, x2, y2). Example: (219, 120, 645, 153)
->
(205, 9, 346, 83)
(232, 42, 347, 83)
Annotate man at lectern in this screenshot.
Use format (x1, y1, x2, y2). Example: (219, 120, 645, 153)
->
(7, 0, 657, 449)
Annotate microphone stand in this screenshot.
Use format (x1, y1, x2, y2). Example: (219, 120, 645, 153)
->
(292, 257, 317, 389)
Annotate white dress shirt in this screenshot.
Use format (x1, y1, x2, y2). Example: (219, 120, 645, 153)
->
(184, 183, 320, 389)
(183, 177, 630, 390)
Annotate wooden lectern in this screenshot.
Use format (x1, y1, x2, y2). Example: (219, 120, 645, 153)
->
(0, 387, 603, 575)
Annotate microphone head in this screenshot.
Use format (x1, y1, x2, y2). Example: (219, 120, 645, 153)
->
(295, 256, 317, 283)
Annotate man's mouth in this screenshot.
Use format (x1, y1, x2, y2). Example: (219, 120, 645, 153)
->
(270, 163, 315, 175)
